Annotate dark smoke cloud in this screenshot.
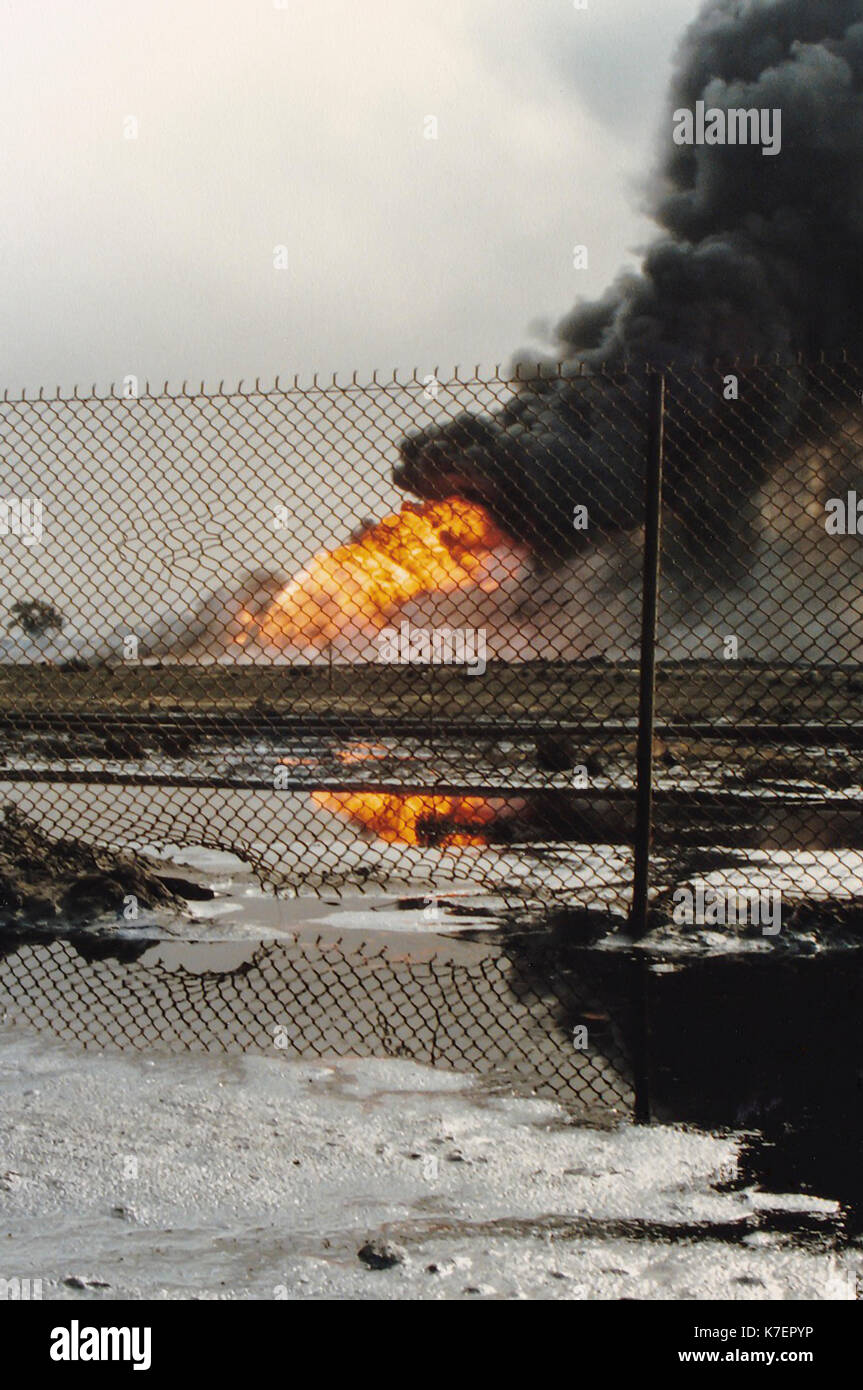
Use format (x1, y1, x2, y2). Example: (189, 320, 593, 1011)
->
(396, 0, 863, 565)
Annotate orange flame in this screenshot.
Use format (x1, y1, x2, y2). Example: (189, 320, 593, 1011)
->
(254, 498, 521, 847)
(235, 497, 510, 650)
(312, 791, 505, 846)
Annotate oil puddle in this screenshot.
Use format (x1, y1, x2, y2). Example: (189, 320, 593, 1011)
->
(641, 948, 863, 1240)
(1, 897, 861, 1242)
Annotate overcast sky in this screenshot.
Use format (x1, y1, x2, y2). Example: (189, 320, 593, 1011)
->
(1, 0, 699, 392)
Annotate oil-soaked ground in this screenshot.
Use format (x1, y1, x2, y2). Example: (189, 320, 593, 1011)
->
(644, 949, 863, 1242)
(1, 875, 862, 1298)
(0, 1023, 856, 1301)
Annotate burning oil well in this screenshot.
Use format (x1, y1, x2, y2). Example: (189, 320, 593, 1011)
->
(182, 0, 863, 869)
(200, 0, 863, 676)
(5, 8, 863, 1230)
(394, 0, 863, 610)
(4, 0, 863, 905)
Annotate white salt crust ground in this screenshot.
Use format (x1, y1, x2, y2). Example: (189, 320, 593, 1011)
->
(0, 1024, 856, 1302)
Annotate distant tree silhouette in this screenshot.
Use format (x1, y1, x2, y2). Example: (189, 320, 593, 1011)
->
(8, 599, 64, 637)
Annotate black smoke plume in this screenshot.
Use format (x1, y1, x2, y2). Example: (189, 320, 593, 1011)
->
(396, 0, 863, 566)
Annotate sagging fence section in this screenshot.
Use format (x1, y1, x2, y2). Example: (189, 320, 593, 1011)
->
(0, 932, 641, 1119)
(1, 358, 863, 922)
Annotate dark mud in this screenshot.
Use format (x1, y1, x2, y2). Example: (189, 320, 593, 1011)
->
(643, 948, 863, 1238)
(0, 805, 189, 933)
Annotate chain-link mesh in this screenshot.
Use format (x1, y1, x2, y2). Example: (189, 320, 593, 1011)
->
(2, 360, 863, 1109)
(0, 366, 653, 910)
(648, 358, 863, 923)
(0, 932, 638, 1118)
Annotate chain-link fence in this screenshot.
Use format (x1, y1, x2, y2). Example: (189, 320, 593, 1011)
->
(2, 358, 862, 911)
(646, 358, 863, 925)
(0, 366, 649, 911)
(1, 358, 862, 1111)
(0, 930, 641, 1118)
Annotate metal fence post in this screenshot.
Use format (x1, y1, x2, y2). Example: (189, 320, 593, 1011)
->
(630, 368, 665, 936)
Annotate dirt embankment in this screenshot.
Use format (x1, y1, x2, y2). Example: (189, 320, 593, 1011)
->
(0, 805, 185, 932)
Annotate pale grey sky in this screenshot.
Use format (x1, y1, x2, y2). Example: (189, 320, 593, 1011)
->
(1, 0, 699, 392)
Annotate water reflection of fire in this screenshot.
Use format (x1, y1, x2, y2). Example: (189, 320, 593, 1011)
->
(312, 791, 518, 847)
(235, 497, 517, 651)
(250, 496, 524, 848)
